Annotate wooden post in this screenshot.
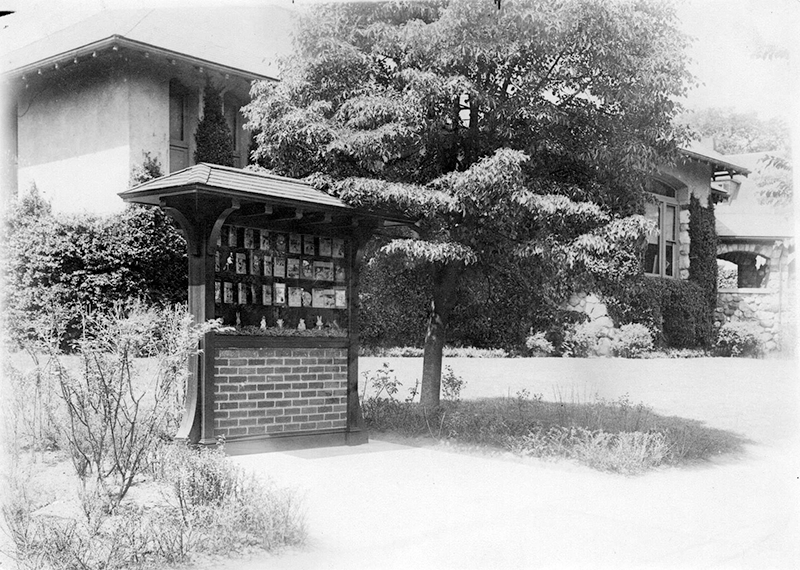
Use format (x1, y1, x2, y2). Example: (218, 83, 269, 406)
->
(345, 224, 374, 444)
(166, 198, 238, 444)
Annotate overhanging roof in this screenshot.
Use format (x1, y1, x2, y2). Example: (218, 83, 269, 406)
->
(2, 35, 273, 82)
(679, 142, 751, 180)
(120, 163, 412, 225)
(1, 6, 294, 79)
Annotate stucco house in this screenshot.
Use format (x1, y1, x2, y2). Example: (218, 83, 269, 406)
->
(0, 7, 294, 213)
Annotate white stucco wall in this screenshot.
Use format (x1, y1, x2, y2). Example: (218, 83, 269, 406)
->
(16, 68, 132, 213)
(127, 71, 169, 178)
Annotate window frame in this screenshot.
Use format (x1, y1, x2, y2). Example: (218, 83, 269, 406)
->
(644, 194, 680, 279)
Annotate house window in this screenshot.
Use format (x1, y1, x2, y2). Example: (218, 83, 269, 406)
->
(169, 81, 189, 173)
(223, 95, 241, 167)
(644, 197, 678, 278)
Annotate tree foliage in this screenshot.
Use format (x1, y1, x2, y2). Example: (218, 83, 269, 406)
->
(681, 107, 790, 155)
(195, 83, 235, 166)
(244, 0, 693, 404)
(3, 186, 187, 349)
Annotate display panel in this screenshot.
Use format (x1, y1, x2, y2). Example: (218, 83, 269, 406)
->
(214, 225, 349, 334)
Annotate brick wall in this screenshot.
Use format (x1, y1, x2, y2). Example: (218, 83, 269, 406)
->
(213, 347, 348, 439)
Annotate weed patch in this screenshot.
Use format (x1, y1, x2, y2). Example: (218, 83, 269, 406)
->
(361, 368, 745, 474)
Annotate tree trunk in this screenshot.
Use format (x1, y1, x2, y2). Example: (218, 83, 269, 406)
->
(420, 262, 462, 408)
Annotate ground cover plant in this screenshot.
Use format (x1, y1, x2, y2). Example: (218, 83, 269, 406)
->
(360, 366, 745, 475)
(2, 304, 306, 569)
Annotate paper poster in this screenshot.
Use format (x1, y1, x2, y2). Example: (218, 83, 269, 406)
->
(289, 234, 302, 254)
(273, 257, 286, 278)
(250, 284, 259, 305)
(314, 261, 334, 282)
(224, 282, 233, 304)
(262, 284, 272, 306)
(274, 283, 286, 305)
(302, 290, 313, 307)
(244, 228, 255, 249)
(334, 287, 347, 308)
(238, 282, 247, 305)
(288, 286, 303, 307)
(235, 253, 247, 275)
(287, 258, 301, 279)
(250, 252, 261, 275)
(303, 235, 315, 256)
(319, 237, 332, 257)
(260, 231, 270, 250)
(274, 233, 287, 253)
(214, 251, 221, 272)
(228, 226, 238, 247)
(262, 255, 272, 277)
(214, 281, 222, 303)
(302, 259, 314, 279)
(332, 238, 345, 258)
(335, 263, 346, 283)
(312, 288, 336, 309)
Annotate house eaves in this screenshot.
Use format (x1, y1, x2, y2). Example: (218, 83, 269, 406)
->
(2, 35, 275, 83)
(679, 143, 751, 180)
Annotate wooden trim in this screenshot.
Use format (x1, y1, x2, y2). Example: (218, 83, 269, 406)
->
(212, 334, 349, 349)
(220, 428, 367, 456)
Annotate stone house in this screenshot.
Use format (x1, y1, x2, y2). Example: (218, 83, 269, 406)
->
(713, 152, 794, 352)
(0, 7, 294, 213)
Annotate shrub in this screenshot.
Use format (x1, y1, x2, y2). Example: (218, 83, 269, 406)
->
(714, 322, 763, 357)
(561, 322, 599, 357)
(46, 303, 211, 513)
(525, 330, 555, 356)
(4, 187, 187, 349)
(156, 444, 307, 552)
(194, 82, 235, 166)
(610, 324, 654, 358)
(604, 277, 711, 349)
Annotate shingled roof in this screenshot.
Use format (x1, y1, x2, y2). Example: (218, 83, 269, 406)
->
(120, 163, 352, 211)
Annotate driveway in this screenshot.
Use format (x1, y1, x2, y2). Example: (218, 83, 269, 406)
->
(222, 357, 799, 569)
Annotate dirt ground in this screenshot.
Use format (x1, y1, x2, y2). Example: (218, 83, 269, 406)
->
(3, 355, 798, 569)
(219, 356, 800, 570)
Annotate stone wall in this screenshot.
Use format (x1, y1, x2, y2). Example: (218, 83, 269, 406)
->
(213, 347, 348, 440)
(715, 291, 783, 352)
(565, 292, 615, 356)
(716, 240, 794, 353)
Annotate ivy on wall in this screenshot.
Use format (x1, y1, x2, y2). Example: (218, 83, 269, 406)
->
(688, 194, 718, 347)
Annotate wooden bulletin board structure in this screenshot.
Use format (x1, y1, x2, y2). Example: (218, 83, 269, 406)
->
(120, 163, 406, 454)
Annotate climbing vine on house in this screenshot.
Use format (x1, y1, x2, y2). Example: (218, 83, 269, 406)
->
(688, 195, 718, 347)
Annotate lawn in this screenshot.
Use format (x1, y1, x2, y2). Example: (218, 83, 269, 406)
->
(358, 355, 798, 473)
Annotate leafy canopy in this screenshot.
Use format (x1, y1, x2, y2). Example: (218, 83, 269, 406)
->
(245, 0, 692, 275)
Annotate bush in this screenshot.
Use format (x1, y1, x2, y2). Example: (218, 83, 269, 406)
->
(714, 322, 763, 357)
(561, 322, 599, 357)
(525, 330, 555, 356)
(610, 324, 654, 358)
(45, 303, 210, 513)
(604, 277, 711, 349)
(4, 187, 187, 349)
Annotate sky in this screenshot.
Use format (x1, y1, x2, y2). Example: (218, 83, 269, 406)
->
(0, 0, 796, 121)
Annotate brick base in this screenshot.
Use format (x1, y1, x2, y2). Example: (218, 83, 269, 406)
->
(213, 347, 348, 439)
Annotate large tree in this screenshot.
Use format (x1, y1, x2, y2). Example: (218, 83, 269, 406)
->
(244, 0, 692, 406)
